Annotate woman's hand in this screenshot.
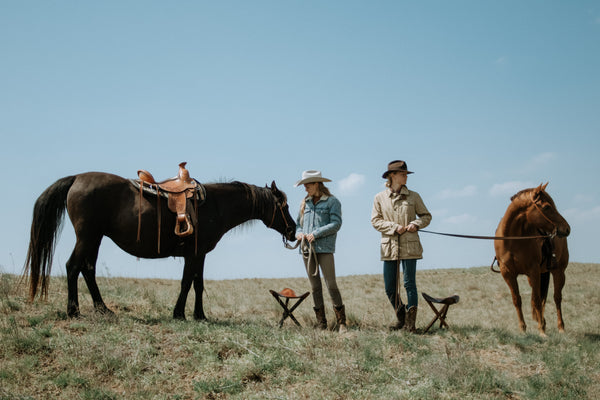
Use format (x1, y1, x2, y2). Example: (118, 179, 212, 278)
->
(395, 225, 407, 235)
(296, 233, 305, 241)
(305, 233, 316, 243)
(396, 224, 418, 235)
(406, 223, 418, 232)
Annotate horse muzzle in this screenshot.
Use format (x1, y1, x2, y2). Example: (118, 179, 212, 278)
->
(557, 227, 570, 238)
(285, 226, 296, 241)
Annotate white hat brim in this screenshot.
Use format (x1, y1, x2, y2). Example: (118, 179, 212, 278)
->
(294, 177, 332, 187)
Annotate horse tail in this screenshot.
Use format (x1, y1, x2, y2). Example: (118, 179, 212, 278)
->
(490, 256, 501, 273)
(23, 175, 77, 301)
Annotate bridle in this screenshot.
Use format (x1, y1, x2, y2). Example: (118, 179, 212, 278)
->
(266, 198, 297, 248)
(530, 192, 558, 237)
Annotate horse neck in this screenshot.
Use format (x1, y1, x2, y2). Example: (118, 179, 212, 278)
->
(210, 183, 272, 230)
(500, 201, 535, 236)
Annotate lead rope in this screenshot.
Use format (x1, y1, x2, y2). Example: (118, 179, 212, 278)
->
(283, 235, 319, 277)
(395, 237, 403, 316)
(301, 237, 320, 277)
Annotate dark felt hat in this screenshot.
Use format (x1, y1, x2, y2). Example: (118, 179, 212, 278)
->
(382, 160, 414, 178)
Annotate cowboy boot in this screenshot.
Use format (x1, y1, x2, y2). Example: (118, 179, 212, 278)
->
(404, 306, 418, 333)
(314, 307, 328, 330)
(390, 304, 406, 330)
(334, 305, 348, 333)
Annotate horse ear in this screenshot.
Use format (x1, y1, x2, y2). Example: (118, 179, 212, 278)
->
(270, 181, 278, 191)
(541, 182, 549, 191)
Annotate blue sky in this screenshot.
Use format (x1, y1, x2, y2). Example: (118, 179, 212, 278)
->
(1, 1, 599, 281)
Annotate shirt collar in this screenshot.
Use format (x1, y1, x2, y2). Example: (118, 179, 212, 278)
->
(306, 194, 330, 203)
(387, 186, 409, 198)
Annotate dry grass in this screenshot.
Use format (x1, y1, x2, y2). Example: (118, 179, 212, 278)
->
(1, 263, 599, 399)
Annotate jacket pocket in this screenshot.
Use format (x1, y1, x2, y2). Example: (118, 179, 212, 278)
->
(380, 236, 393, 259)
(405, 237, 423, 258)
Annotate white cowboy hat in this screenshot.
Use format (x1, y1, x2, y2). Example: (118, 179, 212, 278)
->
(294, 170, 332, 187)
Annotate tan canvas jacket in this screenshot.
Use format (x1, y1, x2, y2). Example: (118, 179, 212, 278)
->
(371, 186, 432, 260)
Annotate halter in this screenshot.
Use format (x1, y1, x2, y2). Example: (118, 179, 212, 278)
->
(266, 198, 297, 248)
(268, 199, 288, 228)
(530, 191, 557, 237)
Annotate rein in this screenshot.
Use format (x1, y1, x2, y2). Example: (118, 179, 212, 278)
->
(421, 192, 559, 241)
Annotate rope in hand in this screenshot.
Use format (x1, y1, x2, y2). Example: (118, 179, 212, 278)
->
(284, 236, 319, 277)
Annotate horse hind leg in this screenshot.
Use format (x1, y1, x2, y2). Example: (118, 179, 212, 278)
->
(502, 272, 527, 332)
(66, 235, 112, 317)
(527, 274, 546, 336)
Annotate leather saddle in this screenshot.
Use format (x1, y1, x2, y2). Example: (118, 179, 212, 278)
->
(135, 162, 205, 253)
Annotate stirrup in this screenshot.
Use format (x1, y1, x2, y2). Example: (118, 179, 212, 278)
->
(174, 214, 194, 237)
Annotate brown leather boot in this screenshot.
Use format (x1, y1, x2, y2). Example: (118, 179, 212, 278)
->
(404, 306, 418, 333)
(334, 305, 348, 333)
(390, 304, 406, 330)
(314, 307, 327, 330)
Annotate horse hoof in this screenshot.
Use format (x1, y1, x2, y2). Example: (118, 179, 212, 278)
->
(96, 307, 115, 315)
(67, 308, 80, 318)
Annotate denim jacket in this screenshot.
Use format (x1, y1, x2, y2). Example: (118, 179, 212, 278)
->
(295, 194, 342, 253)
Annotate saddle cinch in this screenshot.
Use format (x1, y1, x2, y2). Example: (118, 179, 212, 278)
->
(135, 162, 205, 253)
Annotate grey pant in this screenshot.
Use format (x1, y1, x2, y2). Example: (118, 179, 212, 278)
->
(303, 253, 344, 309)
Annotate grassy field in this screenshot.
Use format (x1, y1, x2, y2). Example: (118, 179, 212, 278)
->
(1, 262, 598, 399)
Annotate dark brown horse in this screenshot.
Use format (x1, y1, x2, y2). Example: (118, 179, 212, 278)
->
(24, 172, 296, 320)
(494, 183, 570, 335)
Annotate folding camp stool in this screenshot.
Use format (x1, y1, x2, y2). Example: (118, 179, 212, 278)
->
(269, 288, 310, 328)
(421, 292, 460, 333)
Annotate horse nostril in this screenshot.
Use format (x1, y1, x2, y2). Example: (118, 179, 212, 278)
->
(286, 227, 296, 240)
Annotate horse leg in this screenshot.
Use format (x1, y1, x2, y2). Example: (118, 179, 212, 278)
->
(173, 257, 197, 320)
(540, 271, 550, 322)
(501, 271, 526, 332)
(65, 250, 82, 318)
(65, 235, 106, 317)
(80, 242, 113, 315)
(192, 255, 207, 321)
(552, 269, 566, 332)
(526, 274, 546, 336)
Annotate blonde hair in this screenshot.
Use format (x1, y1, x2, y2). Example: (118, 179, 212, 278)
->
(299, 182, 332, 224)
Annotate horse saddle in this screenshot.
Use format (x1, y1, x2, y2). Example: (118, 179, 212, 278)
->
(137, 162, 201, 237)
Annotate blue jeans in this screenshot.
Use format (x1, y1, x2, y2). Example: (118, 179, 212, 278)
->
(383, 259, 418, 309)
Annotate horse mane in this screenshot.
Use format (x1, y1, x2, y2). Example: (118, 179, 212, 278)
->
(211, 181, 282, 232)
(510, 187, 534, 203)
(510, 184, 554, 208)
(229, 181, 283, 215)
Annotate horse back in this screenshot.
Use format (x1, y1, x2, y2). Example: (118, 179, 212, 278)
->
(68, 172, 135, 232)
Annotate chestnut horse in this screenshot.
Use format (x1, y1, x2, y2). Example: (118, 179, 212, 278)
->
(24, 172, 296, 320)
(494, 183, 570, 335)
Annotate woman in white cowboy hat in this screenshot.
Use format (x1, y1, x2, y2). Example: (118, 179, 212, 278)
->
(371, 160, 432, 333)
(295, 170, 347, 333)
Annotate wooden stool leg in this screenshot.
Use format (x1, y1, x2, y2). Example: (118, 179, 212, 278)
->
(438, 304, 450, 329)
(270, 291, 309, 328)
(286, 297, 307, 327)
(424, 300, 443, 333)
